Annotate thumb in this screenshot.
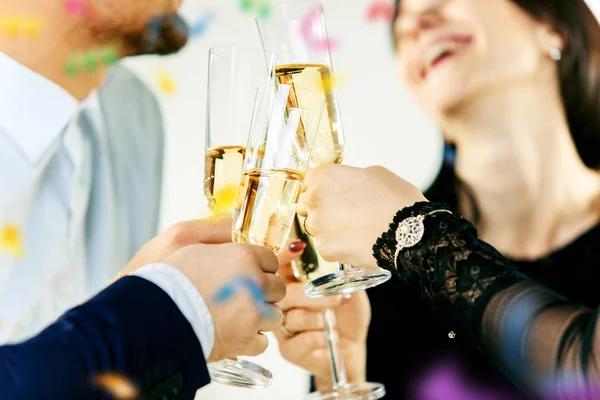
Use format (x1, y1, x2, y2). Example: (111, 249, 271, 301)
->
(277, 240, 306, 282)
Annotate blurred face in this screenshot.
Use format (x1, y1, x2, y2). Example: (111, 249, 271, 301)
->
(394, 0, 563, 118)
(88, 0, 188, 56)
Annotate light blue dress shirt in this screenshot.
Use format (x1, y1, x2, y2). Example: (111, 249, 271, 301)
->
(0, 53, 216, 354)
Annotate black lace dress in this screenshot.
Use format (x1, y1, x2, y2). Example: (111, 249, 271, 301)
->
(366, 166, 600, 399)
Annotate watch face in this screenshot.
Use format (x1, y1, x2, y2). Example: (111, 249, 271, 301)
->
(395, 215, 425, 249)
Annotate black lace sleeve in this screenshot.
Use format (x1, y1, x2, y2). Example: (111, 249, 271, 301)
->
(373, 201, 600, 399)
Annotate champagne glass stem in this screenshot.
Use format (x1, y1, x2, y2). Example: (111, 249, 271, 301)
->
(322, 308, 347, 389)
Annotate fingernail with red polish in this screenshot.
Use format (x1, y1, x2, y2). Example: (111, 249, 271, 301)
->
(289, 241, 307, 252)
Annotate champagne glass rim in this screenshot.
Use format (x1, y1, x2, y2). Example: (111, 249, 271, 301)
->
(256, 0, 324, 23)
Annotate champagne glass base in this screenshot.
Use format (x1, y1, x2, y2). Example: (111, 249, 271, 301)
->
(303, 382, 386, 400)
(304, 267, 391, 298)
(208, 358, 273, 388)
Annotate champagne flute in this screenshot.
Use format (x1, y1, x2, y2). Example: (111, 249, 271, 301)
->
(257, 2, 387, 399)
(204, 46, 278, 389)
(256, 0, 391, 299)
(231, 84, 325, 384)
(204, 46, 277, 217)
(232, 84, 324, 254)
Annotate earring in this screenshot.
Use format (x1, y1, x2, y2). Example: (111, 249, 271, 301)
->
(550, 47, 562, 61)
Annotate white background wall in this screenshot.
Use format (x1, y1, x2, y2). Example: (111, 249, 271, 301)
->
(122, 0, 600, 398)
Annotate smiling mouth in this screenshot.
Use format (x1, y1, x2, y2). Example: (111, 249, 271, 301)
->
(420, 36, 472, 79)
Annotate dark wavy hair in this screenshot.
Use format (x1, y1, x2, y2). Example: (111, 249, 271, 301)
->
(393, 0, 600, 218)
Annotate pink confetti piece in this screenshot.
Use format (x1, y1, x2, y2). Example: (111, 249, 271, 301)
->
(300, 8, 338, 52)
(367, 1, 395, 22)
(414, 360, 513, 400)
(64, 0, 92, 17)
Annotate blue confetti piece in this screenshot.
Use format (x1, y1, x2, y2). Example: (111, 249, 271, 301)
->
(238, 276, 265, 302)
(214, 280, 241, 303)
(189, 11, 215, 38)
(213, 276, 275, 319)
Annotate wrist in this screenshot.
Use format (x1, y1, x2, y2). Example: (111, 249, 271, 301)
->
(372, 201, 452, 277)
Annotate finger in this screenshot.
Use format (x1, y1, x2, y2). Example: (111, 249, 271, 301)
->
(297, 193, 308, 217)
(277, 330, 327, 360)
(284, 308, 325, 332)
(257, 304, 284, 332)
(168, 218, 233, 245)
(278, 240, 306, 267)
(278, 283, 343, 311)
(242, 333, 270, 357)
(263, 273, 286, 303)
(304, 167, 317, 190)
(277, 240, 306, 282)
(193, 218, 234, 243)
(245, 244, 279, 274)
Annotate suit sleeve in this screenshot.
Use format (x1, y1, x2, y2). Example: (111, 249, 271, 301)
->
(0, 276, 210, 400)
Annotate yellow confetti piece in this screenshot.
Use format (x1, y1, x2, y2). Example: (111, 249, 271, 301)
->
(94, 373, 139, 400)
(21, 18, 43, 38)
(212, 184, 240, 216)
(0, 223, 24, 258)
(157, 70, 176, 94)
(319, 73, 348, 92)
(1, 18, 20, 38)
(0, 16, 44, 38)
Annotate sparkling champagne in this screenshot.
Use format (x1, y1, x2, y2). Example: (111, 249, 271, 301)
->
(276, 63, 345, 283)
(204, 145, 245, 216)
(232, 169, 304, 255)
(275, 64, 344, 165)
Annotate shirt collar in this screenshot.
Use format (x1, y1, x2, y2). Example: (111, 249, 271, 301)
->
(0, 52, 78, 165)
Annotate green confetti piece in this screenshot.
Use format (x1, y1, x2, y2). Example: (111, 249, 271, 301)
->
(240, 0, 253, 11)
(65, 57, 79, 76)
(257, 1, 271, 18)
(83, 54, 98, 72)
(101, 46, 118, 65)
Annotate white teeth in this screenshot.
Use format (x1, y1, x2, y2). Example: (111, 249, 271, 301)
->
(423, 41, 457, 73)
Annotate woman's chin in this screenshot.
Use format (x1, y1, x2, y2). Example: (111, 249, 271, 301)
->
(421, 93, 466, 121)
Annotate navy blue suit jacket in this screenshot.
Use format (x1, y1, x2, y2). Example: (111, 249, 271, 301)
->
(0, 276, 210, 400)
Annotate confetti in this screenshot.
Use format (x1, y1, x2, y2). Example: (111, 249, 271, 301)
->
(65, 45, 119, 76)
(319, 72, 348, 92)
(64, 0, 93, 18)
(94, 373, 139, 400)
(188, 11, 215, 38)
(157, 69, 176, 94)
(212, 185, 239, 216)
(239, 0, 271, 18)
(0, 223, 24, 258)
(214, 277, 274, 318)
(300, 8, 338, 52)
(367, 1, 395, 22)
(415, 360, 513, 400)
(0, 16, 44, 38)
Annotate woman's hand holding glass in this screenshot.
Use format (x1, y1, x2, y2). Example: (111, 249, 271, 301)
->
(297, 165, 427, 268)
(274, 255, 371, 391)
